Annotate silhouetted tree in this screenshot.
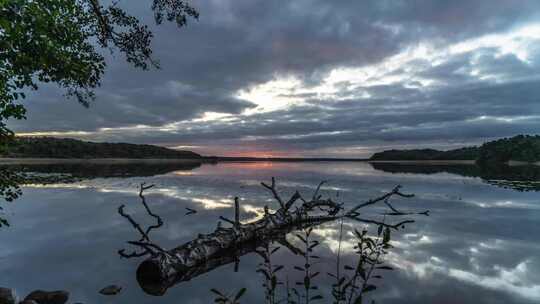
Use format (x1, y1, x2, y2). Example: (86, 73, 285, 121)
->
(0, 0, 198, 138)
(478, 134, 540, 163)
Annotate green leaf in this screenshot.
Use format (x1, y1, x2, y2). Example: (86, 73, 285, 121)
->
(210, 288, 224, 296)
(310, 295, 323, 301)
(354, 228, 363, 239)
(234, 288, 246, 301)
(304, 276, 311, 289)
(295, 233, 307, 243)
(274, 265, 284, 272)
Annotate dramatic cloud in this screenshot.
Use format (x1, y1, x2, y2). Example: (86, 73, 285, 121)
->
(10, 0, 540, 157)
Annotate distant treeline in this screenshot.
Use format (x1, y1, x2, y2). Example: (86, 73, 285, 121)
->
(477, 135, 540, 163)
(370, 135, 540, 163)
(1, 137, 201, 159)
(370, 147, 479, 161)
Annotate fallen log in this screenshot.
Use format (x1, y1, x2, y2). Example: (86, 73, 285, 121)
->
(121, 179, 426, 295)
(137, 223, 316, 295)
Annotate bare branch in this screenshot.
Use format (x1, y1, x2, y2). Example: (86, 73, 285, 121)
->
(137, 183, 163, 237)
(348, 217, 415, 230)
(261, 177, 285, 209)
(380, 195, 429, 217)
(302, 198, 343, 216)
(234, 197, 240, 227)
(312, 180, 327, 200)
(382, 210, 430, 216)
(284, 191, 301, 211)
(118, 248, 150, 259)
(128, 241, 167, 254)
(185, 207, 197, 215)
(277, 237, 303, 255)
(346, 185, 414, 216)
(219, 216, 236, 226)
(117, 183, 165, 259)
(118, 204, 150, 242)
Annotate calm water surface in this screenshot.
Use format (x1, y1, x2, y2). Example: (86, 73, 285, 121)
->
(1, 161, 539, 303)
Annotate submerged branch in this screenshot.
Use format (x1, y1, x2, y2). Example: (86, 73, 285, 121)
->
(117, 183, 164, 258)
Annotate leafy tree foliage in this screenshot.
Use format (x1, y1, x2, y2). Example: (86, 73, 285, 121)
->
(478, 134, 540, 163)
(370, 134, 540, 164)
(0, 0, 198, 138)
(370, 147, 479, 161)
(0, 168, 22, 227)
(0, 0, 197, 209)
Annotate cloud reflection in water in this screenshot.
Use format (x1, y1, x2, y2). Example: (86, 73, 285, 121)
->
(0, 161, 538, 303)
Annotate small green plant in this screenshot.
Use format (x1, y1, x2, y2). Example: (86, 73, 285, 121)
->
(328, 219, 347, 303)
(256, 243, 284, 304)
(291, 227, 323, 304)
(328, 220, 394, 304)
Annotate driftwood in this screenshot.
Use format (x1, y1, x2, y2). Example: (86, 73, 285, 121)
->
(121, 179, 427, 295)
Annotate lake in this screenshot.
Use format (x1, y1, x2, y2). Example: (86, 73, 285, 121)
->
(1, 161, 539, 303)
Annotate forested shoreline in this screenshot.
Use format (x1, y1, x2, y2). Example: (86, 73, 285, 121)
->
(1, 135, 539, 164)
(370, 135, 540, 164)
(0, 137, 201, 159)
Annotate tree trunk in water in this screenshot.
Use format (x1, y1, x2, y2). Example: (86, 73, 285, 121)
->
(127, 179, 420, 296)
(137, 205, 338, 295)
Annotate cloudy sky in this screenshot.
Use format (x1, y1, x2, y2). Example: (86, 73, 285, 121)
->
(10, 0, 540, 157)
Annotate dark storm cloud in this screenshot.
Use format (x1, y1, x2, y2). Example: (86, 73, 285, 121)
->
(73, 78, 540, 155)
(8, 0, 540, 156)
(10, 81, 255, 131)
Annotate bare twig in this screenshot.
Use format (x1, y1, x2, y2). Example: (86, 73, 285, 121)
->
(128, 241, 167, 254)
(284, 191, 301, 211)
(312, 180, 328, 200)
(349, 218, 415, 230)
(118, 204, 150, 242)
(346, 185, 414, 216)
(277, 236, 303, 256)
(261, 177, 285, 209)
(219, 216, 236, 226)
(234, 197, 240, 227)
(138, 183, 163, 237)
(185, 207, 197, 215)
(381, 196, 429, 216)
(118, 248, 149, 259)
(117, 183, 165, 258)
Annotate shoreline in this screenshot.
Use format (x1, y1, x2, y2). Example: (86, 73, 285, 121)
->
(367, 160, 476, 165)
(1, 158, 538, 166)
(0, 157, 370, 164)
(368, 160, 540, 166)
(0, 158, 205, 165)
